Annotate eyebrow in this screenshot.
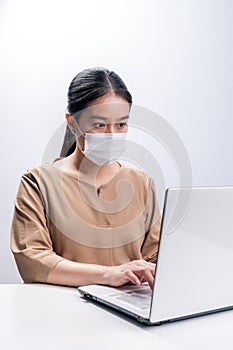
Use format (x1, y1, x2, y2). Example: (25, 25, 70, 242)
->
(89, 115, 129, 121)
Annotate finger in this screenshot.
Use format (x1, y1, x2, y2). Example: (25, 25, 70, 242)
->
(147, 261, 156, 268)
(122, 262, 156, 281)
(133, 260, 156, 271)
(136, 259, 155, 266)
(124, 269, 141, 286)
(140, 269, 154, 289)
(129, 267, 154, 288)
(127, 265, 155, 276)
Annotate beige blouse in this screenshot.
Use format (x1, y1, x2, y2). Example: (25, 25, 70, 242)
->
(11, 158, 161, 283)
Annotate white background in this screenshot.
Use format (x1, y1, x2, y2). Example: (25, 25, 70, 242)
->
(0, 0, 232, 283)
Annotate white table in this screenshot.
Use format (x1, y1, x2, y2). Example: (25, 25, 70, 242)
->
(0, 284, 233, 350)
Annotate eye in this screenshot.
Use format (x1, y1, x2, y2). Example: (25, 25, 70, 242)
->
(94, 122, 105, 128)
(118, 122, 127, 128)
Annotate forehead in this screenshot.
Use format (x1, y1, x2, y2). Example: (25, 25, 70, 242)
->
(79, 102, 130, 123)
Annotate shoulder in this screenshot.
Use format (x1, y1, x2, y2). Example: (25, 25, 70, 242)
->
(21, 164, 50, 180)
(20, 159, 62, 187)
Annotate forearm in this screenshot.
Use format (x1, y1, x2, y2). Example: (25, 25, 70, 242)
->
(47, 259, 155, 289)
(47, 259, 109, 287)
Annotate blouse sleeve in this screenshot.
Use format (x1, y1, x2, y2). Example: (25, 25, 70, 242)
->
(10, 170, 65, 283)
(141, 177, 162, 263)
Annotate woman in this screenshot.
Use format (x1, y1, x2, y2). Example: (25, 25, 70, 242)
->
(11, 67, 161, 289)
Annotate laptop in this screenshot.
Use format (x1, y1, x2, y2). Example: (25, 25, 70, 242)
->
(78, 186, 233, 325)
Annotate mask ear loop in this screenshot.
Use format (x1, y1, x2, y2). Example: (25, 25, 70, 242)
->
(65, 110, 86, 153)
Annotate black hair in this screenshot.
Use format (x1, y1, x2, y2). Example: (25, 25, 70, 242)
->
(60, 67, 132, 157)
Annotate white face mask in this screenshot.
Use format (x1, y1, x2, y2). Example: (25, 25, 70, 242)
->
(83, 133, 127, 166)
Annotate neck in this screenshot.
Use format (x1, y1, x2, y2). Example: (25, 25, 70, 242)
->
(63, 144, 120, 186)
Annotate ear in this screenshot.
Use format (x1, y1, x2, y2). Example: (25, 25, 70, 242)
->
(66, 113, 77, 134)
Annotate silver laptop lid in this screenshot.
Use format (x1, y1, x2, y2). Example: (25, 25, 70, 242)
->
(150, 186, 233, 323)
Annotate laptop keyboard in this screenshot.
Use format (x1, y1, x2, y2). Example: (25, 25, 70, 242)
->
(111, 289, 152, 310)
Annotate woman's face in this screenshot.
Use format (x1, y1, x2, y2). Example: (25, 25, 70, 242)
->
(76, 94, 130, 136)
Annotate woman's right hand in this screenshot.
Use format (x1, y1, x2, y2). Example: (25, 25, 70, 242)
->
(101, 260, 156, 289)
